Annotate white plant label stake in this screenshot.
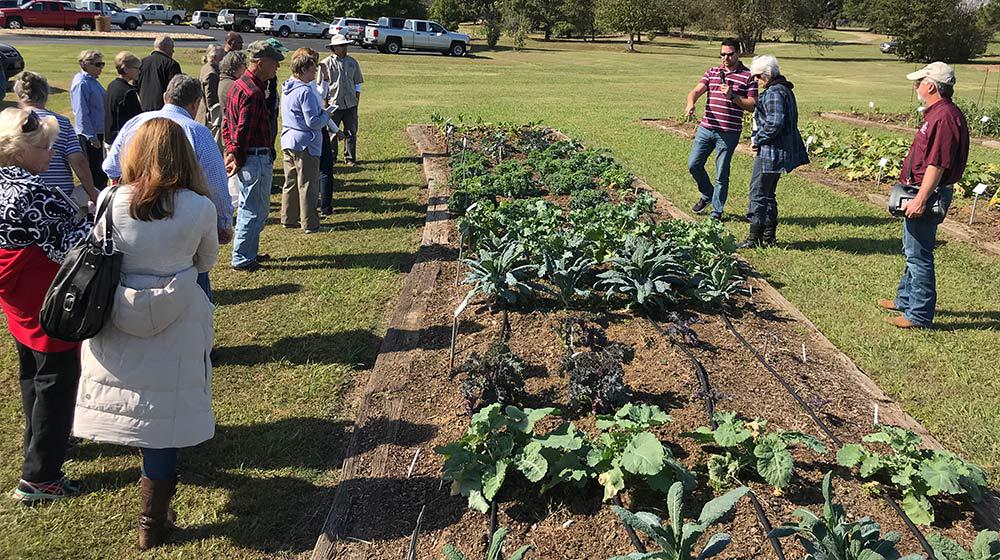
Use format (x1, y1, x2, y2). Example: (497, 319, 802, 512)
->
(876, 157, 889, 185)
(873, 403, 879, 426)
(970, 183, 989, 225)
(805, 135, 816, 149)
(449, 296, 471, 372)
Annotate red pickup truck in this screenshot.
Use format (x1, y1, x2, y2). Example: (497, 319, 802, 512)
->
(0, 1, 99, 31)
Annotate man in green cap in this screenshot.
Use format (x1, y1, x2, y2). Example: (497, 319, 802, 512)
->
(223, 39, 284, 272)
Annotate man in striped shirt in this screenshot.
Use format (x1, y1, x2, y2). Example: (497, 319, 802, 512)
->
(684, 39, 757, 220)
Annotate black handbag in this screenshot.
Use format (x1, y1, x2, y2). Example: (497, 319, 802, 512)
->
(40, 188, 122, 342)
(887, 158, 947, 222)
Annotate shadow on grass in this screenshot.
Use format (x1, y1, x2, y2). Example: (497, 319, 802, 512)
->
(336, 195, 425, 214)
(931, 309, 1000, 331)
(212, 283, 302, 306)
(214, 330, 382, 368)
(334, 179, 415, 193)
(782, 214, 895, 228)
(265, 250, 420, 272)
(783, 236, 915, 255)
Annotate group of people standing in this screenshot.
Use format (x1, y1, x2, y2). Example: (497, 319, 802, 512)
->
(685, 40, 969, 329)
(0, 30, 366, 551)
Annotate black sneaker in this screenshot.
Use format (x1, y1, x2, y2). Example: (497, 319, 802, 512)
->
(12, 477, 81, 503)
(256, 253, 271, 262)
(692, 198, 710, 214)
(232, 260, 261, 272)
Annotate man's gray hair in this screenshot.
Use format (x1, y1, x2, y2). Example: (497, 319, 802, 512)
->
(749, 55, 780, 79)
(164, 74, 202, 107)
(219, 50, 247, 78)
(203, 44, 223, 65)
(154, 34, 174, 51)
(929, 79, 954, 99)
(14, 71, 49, 105)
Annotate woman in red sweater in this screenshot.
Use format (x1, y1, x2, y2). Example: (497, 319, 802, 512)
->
(0, 107, 90, 502)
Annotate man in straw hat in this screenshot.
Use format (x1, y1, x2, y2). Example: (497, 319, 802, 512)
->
(318, 34, 364, 169)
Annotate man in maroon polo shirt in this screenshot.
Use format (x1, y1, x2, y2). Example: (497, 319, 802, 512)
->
(684, 38, 758, 220)
(878, 62, 969, 329)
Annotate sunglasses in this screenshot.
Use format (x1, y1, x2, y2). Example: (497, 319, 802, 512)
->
(91, 61, 105, 68)
(21, 110, 40, 134)
(720, 51, 737, 58)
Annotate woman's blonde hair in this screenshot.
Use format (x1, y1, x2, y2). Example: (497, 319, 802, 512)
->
(121, 118, 209, 221)
(14, 71, 49, 105)
(78, 49, 103, 66)
(114, 51, 140, 75)
(290, 50, 317, 77)
(0, 107, 58, 167)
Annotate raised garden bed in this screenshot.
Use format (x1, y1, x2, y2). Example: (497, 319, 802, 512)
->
(817, 111, 1000, 150)
(310, 123, 998, 560)
(641, 118, 1000, 259)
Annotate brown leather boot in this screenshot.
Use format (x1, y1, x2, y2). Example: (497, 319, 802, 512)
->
(138, 476, 177, 550)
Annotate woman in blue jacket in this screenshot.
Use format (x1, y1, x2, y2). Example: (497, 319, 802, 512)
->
(739, 55, 809, 248)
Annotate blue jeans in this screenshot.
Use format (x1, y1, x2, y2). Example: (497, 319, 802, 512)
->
(141, 447, 178, 480)
(746, 156, 781, 227)
(231, 153, 274, 267)
(196, 272, 211, 301)
(894, 188, 953, 326)
(319, 130, 335, 214)
(688, 125, 740, 217)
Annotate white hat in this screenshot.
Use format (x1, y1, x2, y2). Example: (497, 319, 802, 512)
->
(327, 34, 351, 48)
(906, 61, 956, 85)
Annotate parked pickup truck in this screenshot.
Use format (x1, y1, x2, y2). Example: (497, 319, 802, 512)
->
(125, 3, 184, 24)
(365, 18, 469, 56)
(253, 11, 275, 32)
(0, 0, 98, 30)
(217, 7, 255, 32)
(77, 1, 142, 30)
(266, 12, 328, 38)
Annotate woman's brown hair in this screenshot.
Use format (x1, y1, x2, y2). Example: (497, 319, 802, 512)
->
(121, 118, 209, 221)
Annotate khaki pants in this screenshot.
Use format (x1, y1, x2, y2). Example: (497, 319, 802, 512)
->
(281, 149, 321, 231)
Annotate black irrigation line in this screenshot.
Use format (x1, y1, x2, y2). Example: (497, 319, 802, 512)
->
(718, 313, 938, 560)
(647, 318, 787, 560)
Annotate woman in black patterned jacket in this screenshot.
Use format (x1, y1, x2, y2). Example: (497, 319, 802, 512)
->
(0, 107, 91, 503)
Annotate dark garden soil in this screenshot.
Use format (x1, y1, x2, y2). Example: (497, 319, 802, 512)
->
(313, 126, 990, 560)
(642, 118, 1000, 259)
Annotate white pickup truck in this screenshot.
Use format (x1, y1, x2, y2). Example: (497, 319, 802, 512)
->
(365, 18, 470, 56)
(265, 12, 329, 38)
(76, 1, 142, 29)
(125, 3, 185, 24)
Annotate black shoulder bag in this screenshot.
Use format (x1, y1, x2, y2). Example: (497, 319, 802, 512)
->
(888, 157, 946, 222)
(40, 188, 123, 342)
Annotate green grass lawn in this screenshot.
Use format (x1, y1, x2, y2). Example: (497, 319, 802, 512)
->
(1, 30, 1000, 558)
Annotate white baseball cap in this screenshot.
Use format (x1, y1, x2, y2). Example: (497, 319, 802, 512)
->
(906, 61, 956, 85)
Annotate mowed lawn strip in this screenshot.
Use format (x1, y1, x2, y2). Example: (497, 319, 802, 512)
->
(0, 33, 998, 558)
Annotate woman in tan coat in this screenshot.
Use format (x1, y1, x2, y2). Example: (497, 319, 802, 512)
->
(74, 118, 218, 550)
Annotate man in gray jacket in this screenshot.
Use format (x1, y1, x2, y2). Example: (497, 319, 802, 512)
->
(318, 34, 364, 166)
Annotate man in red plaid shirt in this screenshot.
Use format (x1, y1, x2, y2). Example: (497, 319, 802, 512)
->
(224, 40, 283, 272)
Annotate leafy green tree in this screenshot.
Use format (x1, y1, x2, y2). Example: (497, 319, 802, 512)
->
(860, 0, 989, 62)
(595, 0, 672, 51)
(430, 0, 470, 31)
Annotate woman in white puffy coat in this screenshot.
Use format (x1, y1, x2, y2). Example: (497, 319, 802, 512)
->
(73, 118, 218, 551)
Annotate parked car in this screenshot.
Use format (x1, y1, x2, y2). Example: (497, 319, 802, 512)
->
(880, 40, 898, 54)
(365, 18, 470, 56)
(124, 3, 184, 24)
(191, 10, 216, 28)
(0, 0, 99, 30)
(217, 7, 255, 32)
(253, 11, 274, 32)
(0, 0, 23, 7)
(363, 15, 403, 47)
(267, 12, 327, 38)
(329, 16, 374, 45)
(0, 42, 24, 91)
(76, 1, 142, 30)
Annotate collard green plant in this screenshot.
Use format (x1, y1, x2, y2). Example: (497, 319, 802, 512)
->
(587, 403, 693, 501)
(836, 425, 988, 525)
(927, 530, 1000, 560)
(562, 342, 634, 415)
(435, 404, 557, 513)
(569, 199, 655, 262)
(656, 219, 736, 268)
(597, 236, 689, 313)
(690, 257, 747, 310)
(516, 420, 593, 493)
(456, 340, 527, 413)
(685, 412, 826, 491)
(769, 471, 922, 560)
(539, 249, 596, 308)
(494, 199, 564, 258)
(609, 482, 749, 560)
(444, 526, 534, 560)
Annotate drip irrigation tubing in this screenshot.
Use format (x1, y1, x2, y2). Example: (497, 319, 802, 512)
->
(613, 494, 648, 553)
(647, 318, 786, 560)
(719, 313, 938, 560)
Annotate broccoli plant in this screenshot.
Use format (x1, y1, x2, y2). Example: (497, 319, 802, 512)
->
(444, 526, 534, 560)
(769, 471, 922, 560)
(587, 403, 693, 501)
(685, 411, 827, 491)
(689, 257, 747, 310)
(927, 530, 1000, 560)
(836, 425, 988, 525)
(462, 240, 540, 337)
(455, 340, 527, 413)
(609, 482, 749, 560)
(562, 342, 634, 415)
(494, 199, 564, 259)
(435, 404, 557, 513)
(597, 236, 689, 313)
(538, 249, 596, 309)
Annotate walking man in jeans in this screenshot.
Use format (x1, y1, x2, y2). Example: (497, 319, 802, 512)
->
(684, 38, 757, 220)
(879, 62, 969, 329)
(224, 40, 284, 272)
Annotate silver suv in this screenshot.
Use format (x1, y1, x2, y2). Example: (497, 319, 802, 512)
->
(330, 17, 374, 45)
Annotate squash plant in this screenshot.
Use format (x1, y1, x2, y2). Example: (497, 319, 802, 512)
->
(609, 482, 749, 560)
(769, 471, 922, 560)
(685, 411, 826, 491)
(928, 530, 1000, 560)
(837, 425, 988, 525)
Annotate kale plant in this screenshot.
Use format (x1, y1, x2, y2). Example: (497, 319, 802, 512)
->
(769, 471, 922, 560)
(689, 257, 747, 310)
(927, 530, 1000, 560)
(597, 236, 689, 313)
(837, 425, 988, 525)
(449, 150, 491, 187)
(562, 342, 634, 415)
(609, 482, 749, 560)
(456, 340, 528, 413)
(569, 188, 610, 211)
(450, 175, 498, 216)
(490, 161, 540, 198)
(538, 249, 596, 308)
(444, 526, 534, 560)
(463, 241, 540, 309)
(685, 411, 827, 490)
